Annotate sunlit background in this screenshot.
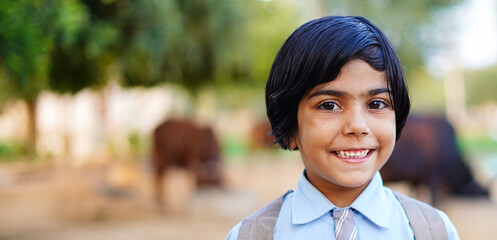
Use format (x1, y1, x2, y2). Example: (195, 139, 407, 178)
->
(1, 0, 496, 239)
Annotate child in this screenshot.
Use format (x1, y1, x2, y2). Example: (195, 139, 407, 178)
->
(226, 16, 459, 240)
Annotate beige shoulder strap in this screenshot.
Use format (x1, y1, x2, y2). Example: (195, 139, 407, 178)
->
(393, 191, 448, 240)
(237, 190, 293, 240)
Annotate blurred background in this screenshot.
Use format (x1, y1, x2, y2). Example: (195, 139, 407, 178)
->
(0, 0, 496, 239)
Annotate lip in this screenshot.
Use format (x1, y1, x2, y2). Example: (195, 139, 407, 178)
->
(332, 149, 375, 163)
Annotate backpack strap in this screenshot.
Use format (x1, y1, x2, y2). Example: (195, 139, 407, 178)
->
(237, 189, 448, 240)
(393, 191, 448, 240)
(237, 189, 294, 240)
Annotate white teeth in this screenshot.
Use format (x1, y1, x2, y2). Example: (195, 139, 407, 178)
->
(336, 150, 369, 158)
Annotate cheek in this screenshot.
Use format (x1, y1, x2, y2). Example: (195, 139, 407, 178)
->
(296, 113, 325, 143)
(379, 116, 397, 149)
(371, 113, 396, 140)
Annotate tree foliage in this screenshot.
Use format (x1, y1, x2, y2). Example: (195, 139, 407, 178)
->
(214, 0, 303, 112)
(45, 0, 245, 95)
(155, 0, 242, 93)
(0, 0, 249, 154)
(0, 0, 56, 101)
(48, 0, 113, 93)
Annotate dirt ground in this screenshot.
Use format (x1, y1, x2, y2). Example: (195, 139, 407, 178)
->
(0, 152, 496, 240)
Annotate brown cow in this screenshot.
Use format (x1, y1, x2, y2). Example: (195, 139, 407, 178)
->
(380, 115, 488, 204)
(249, 119, 276, 150)
(151, 119, 222, 208)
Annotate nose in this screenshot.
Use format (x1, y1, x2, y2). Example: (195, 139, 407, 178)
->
(343, 107, 370, 137)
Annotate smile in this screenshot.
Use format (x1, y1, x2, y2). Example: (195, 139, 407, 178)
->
(334, 149, 372, 159)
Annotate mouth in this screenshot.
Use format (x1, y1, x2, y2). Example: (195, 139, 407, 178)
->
(332, 149, 374, 162)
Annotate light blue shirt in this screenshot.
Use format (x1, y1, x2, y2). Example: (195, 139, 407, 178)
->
(226, 171, 459, 240)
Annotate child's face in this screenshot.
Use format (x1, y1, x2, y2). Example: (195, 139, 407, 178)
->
(290, 59, 396, 193)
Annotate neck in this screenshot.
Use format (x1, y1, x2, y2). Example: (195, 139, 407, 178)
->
(305, 172, 371, 208)
(322, 184, 368, 208)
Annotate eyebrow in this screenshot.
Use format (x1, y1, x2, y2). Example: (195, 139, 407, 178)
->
(308, 89, 344, 99)
(307, 88, 391, 99)
(368, 88, 391, 96)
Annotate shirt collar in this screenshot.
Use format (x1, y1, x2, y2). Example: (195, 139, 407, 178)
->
(291, 171, 335, 224)
(291, 171, 390, 229)
(350, 172, 391, 229)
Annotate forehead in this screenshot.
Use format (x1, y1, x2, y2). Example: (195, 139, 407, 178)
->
(307, 60, 388, 96)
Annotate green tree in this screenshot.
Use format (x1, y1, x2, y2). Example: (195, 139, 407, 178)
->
(116, 0, 244, 96)
(215, 0, 302, 112)
(46, 0, 248, 156)
(49, 0, 122, 93)
(50, 0, 245, 95)
(0, 0, 85, 155)
(0, 0, 247, 156)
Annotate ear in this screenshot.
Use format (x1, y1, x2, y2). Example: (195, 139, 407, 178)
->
(288, 134, 299, 150)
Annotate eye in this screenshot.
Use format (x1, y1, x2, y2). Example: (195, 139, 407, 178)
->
(318, 101, 339, 111)
(367, 100, 389, 110)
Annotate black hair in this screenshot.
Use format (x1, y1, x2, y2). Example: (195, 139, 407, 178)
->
(266, 16, 410, 150)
